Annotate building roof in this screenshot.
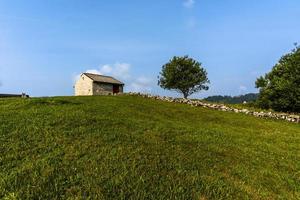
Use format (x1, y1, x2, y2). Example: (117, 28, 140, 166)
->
(83, 73, 124, 85)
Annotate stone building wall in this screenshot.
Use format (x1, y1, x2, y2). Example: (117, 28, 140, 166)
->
(74, 74, 93, 96)
(93, 83, 113, 95)
(119, 85, 124, 93)
(93, 83, 124, 95)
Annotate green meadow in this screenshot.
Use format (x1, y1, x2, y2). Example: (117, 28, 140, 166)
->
(0, 95, 299, 199)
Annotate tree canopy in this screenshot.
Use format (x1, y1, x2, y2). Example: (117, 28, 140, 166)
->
(204, 93, 259, 104)
(255, 45, 300, 113)
(158, 56, 209, 98)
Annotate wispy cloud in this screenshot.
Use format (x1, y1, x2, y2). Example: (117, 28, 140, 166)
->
(183, 1, 197, 29)
(85, 62, 131, 81)
(183, 0, 195, 8)
(239, 85, 247, 93)
(129, 76, 153, 93)
(186, 17, 197, 29)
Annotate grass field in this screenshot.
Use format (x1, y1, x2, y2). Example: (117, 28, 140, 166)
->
(0, 95, 299, 199)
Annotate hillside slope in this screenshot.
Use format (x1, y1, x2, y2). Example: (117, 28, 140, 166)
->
(0, 95, 299, 199)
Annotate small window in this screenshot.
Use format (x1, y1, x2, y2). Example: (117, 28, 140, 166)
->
(82, 76, 84, 80)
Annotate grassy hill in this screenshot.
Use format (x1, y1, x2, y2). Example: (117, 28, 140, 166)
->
(0, 95, 299, 199)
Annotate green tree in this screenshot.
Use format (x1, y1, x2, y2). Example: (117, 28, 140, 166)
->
(255, 45, 300, 112)
(158, 56, 210, 98)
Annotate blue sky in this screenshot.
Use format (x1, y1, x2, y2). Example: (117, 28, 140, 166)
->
(0, 0, 299, 97)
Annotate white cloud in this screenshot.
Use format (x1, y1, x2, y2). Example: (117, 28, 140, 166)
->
(130, 76, 153, 93)
(82, 62, 131, 81)
(183, 0, 195, 8)
(86, 69, 101, 75)
(100, 65, 113, 74)
(112, 63, 131, 80)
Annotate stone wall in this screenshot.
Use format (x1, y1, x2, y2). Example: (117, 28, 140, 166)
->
(127, 93, 300, 124)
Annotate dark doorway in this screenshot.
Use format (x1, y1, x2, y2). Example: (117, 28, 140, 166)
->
(113, 85, 119, 94)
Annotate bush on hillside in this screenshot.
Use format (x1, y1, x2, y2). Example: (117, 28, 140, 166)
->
(204, 93, 259, 104)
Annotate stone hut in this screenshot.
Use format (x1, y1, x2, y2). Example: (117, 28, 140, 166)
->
(74, 73, 124, 96)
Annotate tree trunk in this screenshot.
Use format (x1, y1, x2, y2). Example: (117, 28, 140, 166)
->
(183, 93, 188, 99)
(180, 89, 189, 99)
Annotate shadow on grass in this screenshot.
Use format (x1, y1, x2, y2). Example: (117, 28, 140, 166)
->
(26, 98, 82, 107)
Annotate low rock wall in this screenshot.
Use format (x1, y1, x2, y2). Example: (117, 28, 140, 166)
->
(127, 92, 300, 124)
